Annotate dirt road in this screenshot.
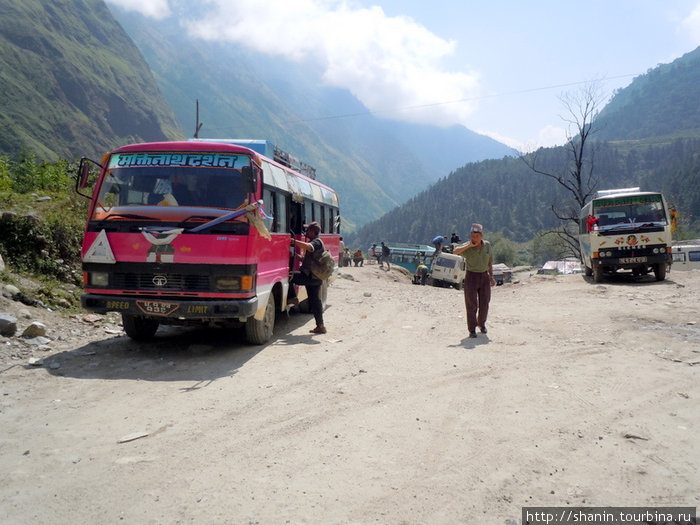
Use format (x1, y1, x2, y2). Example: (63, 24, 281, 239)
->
(1, 265, 698, 524)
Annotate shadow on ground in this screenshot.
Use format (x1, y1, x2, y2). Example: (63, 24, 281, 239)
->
(41, 309, 316, 382)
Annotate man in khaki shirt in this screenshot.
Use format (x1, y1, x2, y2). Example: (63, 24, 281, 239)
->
(453, 223, 496, 338)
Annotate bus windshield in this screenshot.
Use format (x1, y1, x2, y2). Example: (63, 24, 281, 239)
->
(93, 152, 251, 216)
(593, 194, 666, 227)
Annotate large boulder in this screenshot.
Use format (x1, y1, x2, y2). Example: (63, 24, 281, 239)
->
(22, 321, 47, 338)
(0, 313, 18, 337)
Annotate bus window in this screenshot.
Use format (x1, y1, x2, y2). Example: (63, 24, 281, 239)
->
(289, 199, 303, 235)
(320, 206, 326, 233)
(277, 193, 288, 233)
(263, 187, 274, 231)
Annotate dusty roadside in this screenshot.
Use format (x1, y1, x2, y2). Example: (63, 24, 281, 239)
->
(1, 265, 698, 524)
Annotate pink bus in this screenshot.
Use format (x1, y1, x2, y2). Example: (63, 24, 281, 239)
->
(77, 140, 340, 344)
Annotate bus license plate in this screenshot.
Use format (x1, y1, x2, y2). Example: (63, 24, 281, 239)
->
(136, 300, 179, 316)
(620, 256, 647, 264)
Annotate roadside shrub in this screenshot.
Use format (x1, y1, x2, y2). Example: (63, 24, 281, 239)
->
(0, 154, 86, 283)
(0, 156, 11, 192)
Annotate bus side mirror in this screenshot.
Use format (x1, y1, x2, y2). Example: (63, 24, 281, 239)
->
(79, 160, 90, 188)
(242, 165, 257, 194)
(75, 157, 102, 199)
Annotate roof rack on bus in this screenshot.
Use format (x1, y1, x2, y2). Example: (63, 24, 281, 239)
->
(271, 145, 316, 179)
(191, 138, 317, 179)
(596, 187, 640, 197)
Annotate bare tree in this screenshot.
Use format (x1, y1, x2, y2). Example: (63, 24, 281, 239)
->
(521, 81, 604, 259)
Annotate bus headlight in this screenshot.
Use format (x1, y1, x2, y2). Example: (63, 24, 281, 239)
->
(652, 247, 660, 254)
(89, 272, 109, 286)
(216, 275, 254, 291)
(216, 277, 240, 291)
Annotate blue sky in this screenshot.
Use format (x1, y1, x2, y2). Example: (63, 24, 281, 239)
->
(108, 0, 700, 150)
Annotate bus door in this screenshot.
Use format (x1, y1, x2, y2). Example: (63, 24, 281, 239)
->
(289, 199, 305, 270)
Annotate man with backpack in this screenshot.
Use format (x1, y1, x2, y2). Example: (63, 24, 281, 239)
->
(288, 221, 327, 334)
(381, 242, 391, 270)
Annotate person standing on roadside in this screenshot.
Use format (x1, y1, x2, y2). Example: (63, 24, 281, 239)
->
(381, 242, 391, 270)
(288, 221, 327, 334)
(453, 223, 496, 338)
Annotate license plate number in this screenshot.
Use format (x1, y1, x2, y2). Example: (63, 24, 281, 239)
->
(136, 300, 179, 316)
(620, 256, 647, 264)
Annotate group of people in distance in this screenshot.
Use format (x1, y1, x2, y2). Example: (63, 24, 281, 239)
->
(290, 222, 496, 341)
(338, 237, 366, 267)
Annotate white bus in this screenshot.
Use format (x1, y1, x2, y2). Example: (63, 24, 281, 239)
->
(579, 188, 673, 282)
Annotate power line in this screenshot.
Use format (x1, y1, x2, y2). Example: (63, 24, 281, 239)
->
(279, 73, 640, 125)
(202, 72, 640, 132)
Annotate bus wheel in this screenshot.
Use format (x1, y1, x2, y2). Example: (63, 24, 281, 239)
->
(584, 265, 593, 277)
(653, 263, 666, 281)
(246, 293, 275, 344)
(122, 314, 159, 341)
(593, 265, 604, 283)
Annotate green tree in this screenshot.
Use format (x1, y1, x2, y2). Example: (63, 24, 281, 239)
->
(490, 234, 518, 266)
(530, 231, 569, 266)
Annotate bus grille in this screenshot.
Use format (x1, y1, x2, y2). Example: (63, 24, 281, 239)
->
(111, 273, 211, 292)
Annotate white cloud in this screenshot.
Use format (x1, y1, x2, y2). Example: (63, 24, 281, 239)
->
(477, 130, 524, 152)
(479, 124, 566, 153)
(107, 0, 171, 20)
(183, 0, 481, 127)
(536, 125, 567, 148)
(106, 0, 171, 20)
(681, 3, 700, 44)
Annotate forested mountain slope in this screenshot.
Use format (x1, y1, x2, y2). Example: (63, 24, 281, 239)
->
(347, 51, 700, 248)
(596, 46, 700, 141)
(348, 138, 700, 249)
(0, 0, 182, 160)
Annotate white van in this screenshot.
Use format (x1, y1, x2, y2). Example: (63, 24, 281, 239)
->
(670, 244, 700, 271)
(429, 252, 466, 289)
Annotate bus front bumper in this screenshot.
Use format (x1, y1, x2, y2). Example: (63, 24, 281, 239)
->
(592, 253, 671, 269)
(81, 294, 258, 320)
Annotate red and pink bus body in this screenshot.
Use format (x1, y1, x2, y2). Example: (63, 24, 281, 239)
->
(79, 140, 340, 343)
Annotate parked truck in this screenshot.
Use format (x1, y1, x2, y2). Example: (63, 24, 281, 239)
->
(578, 188, 672, 282)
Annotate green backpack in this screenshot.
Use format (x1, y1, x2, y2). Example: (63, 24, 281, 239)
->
(309, 249, 335, 280)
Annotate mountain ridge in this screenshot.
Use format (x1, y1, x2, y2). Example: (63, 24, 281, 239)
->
(0, 0, 183, 160)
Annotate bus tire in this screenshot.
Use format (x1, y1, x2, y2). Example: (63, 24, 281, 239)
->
(593, 264, 604, 283)
(653, 263, 666, 281)
(584, 265, 593, 277)
(246, 293, 276, 345)
(122, 314, 159, 341)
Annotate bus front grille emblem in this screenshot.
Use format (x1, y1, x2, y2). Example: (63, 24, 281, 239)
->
(152, 275, 168, 287)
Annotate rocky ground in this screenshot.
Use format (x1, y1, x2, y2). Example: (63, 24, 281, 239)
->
(0, 263, 698, 524)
